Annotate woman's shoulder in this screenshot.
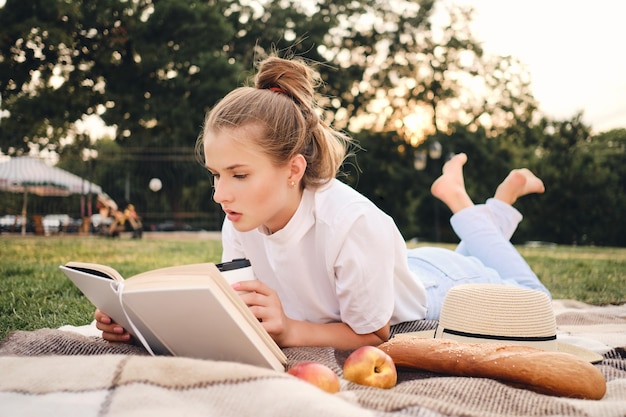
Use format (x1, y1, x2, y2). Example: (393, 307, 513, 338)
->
(310, 179, 402, 250)
(312, 179, 389, 220)
(315, 178, 370, 203)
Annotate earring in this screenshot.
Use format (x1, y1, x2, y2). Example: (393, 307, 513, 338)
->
(289, 180, 296, 187)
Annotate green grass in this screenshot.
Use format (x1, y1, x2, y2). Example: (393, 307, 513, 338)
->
(0, 236, 222, 340)
(1, 236, 625, 340)
(517, 245, 626, 305)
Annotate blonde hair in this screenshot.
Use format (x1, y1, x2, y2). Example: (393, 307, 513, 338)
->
(199, 56, 351, 189)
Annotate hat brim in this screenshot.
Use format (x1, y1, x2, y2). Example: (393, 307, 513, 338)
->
(397, 330, 604, 363)
(557, 341, 604, 363)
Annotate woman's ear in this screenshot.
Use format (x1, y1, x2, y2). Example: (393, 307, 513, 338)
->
(288, 154, 307, 185)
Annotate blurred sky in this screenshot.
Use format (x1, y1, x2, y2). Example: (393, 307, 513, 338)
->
(452, 0, 626, 133)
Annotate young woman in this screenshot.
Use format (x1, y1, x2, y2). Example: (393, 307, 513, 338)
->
(95, 56, 549, 350)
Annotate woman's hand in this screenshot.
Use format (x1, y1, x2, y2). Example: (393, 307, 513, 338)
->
(94, 309, 133, 343)
(232, 280, 293, 346)
(231, 280, 390, 349)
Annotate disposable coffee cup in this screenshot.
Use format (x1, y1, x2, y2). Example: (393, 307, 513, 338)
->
(216, 258, 254, 292)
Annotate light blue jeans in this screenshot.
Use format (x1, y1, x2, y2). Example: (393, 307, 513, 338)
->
(407, 198, 550, 320)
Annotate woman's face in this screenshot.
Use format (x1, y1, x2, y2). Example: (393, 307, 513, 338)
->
(204, 124, 303, 234)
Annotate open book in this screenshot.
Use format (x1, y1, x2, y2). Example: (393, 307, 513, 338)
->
(60, 262, 287, 371)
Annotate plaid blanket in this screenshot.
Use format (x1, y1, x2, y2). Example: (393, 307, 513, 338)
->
(1, 301, 625, 417)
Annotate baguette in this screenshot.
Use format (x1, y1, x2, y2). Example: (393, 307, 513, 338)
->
(378, 334, 606, 400)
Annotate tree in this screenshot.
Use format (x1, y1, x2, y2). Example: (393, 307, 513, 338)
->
(85, 0, 241, 225)
(506, 116, 626, 246)
(300, 1, 538, 143)
(588, 128, 626, 246)
(1, 0, 243, 226)
(0, 1, 100, 154)
(1, 0, 537, 161)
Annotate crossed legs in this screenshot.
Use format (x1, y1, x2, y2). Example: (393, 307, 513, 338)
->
(429, 153, 549, 295)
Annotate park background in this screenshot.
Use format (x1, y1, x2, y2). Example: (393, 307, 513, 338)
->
(1, 0, 625, 246)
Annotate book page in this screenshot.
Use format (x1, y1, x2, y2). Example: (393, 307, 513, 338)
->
(60, 263, 169, 355)
(60, 264, 130, 333)
(64, 262, 125, 282)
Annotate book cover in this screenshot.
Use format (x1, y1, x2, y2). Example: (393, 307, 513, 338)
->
(60, 262, 286, 371)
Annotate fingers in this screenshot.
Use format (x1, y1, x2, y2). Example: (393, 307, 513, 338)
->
(229, 281, 291, 346)
(94, 309, 132, 343)
(231, 279, 267, 295)
(236, 282, 279, 311)
(94, 308, 111, 324)
(233, 283, 287, 336)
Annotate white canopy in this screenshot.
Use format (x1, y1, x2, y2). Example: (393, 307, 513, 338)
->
(0, 156, 103, 234)
(0, 156, 102, 196)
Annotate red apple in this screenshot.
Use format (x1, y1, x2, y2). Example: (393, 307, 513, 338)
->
(343, 345, 397, 389)
(287, 362, 341, 394)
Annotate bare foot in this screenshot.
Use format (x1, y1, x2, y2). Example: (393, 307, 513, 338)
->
(494, 169, 545, 205)
(430, 153, 474, 214)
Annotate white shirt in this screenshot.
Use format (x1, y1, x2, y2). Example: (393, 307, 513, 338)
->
(221, 179, 428, 334)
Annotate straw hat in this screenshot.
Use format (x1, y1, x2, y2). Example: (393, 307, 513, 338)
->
(411, 284, 603, 363)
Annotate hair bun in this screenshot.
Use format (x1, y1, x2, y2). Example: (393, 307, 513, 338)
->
(255, 57, 315, 107)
